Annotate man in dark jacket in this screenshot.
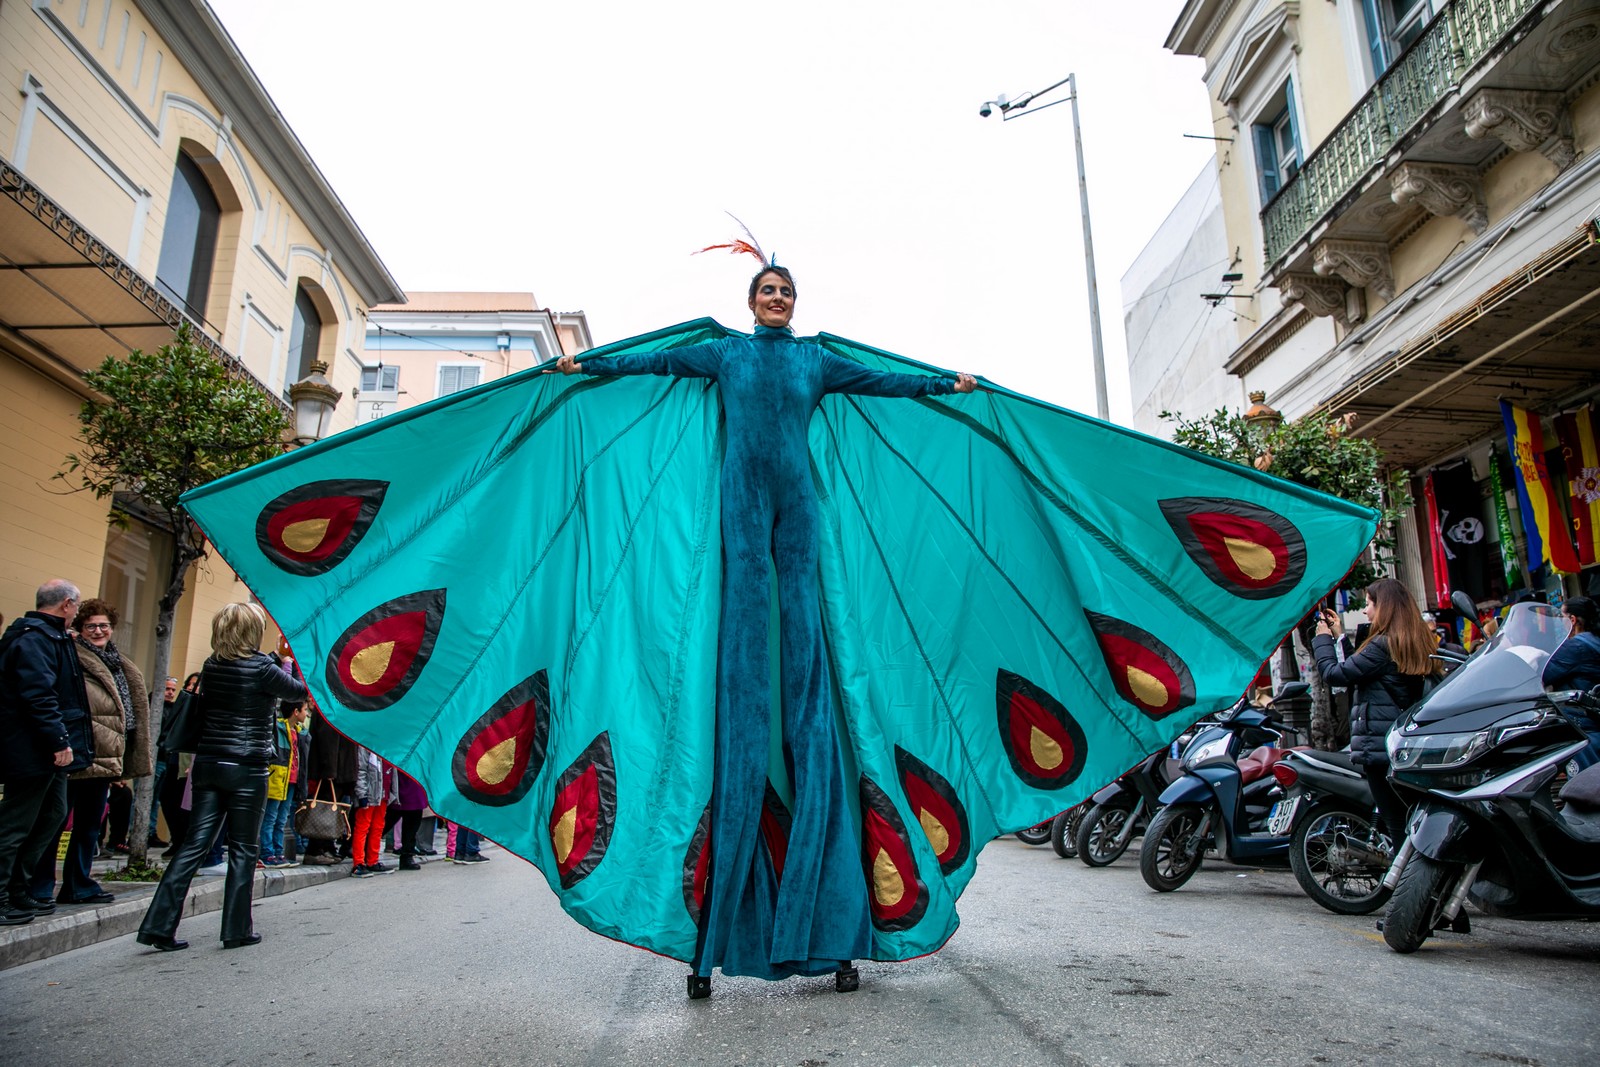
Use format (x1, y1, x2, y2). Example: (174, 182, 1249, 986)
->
(0, 579, 89, 925)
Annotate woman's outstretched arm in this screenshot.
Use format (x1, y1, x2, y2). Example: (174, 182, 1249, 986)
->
(819, 351, 977, 397)
(550, 341, 722, 380)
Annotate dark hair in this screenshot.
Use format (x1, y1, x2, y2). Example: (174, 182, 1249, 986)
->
(1566, 596, 1598, 633)
(184, 672, 202, 692)
(747, 265, 797, 302)
(77, 598, 119, 628)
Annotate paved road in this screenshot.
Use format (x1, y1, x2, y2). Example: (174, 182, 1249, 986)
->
(2, 840, 1596, 1066)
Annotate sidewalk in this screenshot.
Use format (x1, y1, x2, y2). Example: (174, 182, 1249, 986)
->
(0, 850, 448, 970)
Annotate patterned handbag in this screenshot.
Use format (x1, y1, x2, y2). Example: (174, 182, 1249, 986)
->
(293, 779, 350, 840)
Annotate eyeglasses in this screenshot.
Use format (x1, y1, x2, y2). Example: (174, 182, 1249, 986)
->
(81, 623, 113, 632)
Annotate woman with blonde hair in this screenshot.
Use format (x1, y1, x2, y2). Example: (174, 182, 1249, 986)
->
(137, 602, 306, 951)
(1312, 579, 1442, 842)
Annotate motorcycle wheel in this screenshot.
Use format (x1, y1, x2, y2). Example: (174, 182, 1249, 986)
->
(1049, 803, 1088, 859)
(1076, 801, 1137, 868)
(1382, 852, 1455, 953)
(1288, 801, 1392, 915)
(1014, 821, 1053, 846)
(1139, 803, 1207, 892)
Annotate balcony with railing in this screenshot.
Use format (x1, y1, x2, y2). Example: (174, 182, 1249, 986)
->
(1261, 0, 1549, 270)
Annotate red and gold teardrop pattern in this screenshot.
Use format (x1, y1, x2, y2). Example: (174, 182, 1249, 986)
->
(996, 669, 1088, 790)
(1159, 497, 1306, 600)
(255, 480, 388, 576)
(451, 670, 550, 807)
(550, 732, 617, 890)
(682, 802, 711, 925)
(894, 747, 970, 876)
(760, 783, 792, 882)
(1084, 610, 1196, 721)
(859, 775, 929, 932)
(325, 589, 445, 711)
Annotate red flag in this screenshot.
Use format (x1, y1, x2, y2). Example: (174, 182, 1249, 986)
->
(1555, 403, 1600, 568)
(1422, 473, 1452, 609)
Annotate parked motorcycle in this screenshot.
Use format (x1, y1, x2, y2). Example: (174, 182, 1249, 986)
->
(1049, 801, 1090, 858)
(1139, 684, 1307, 892)
(1074, 743, 1186, 867)
(1378, 601, 1600, 952)
(1014, 819, 1055, 846)
(1269, 748, 1389, 914)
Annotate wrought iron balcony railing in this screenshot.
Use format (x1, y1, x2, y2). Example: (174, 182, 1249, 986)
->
(1261, 0, 1540, 266)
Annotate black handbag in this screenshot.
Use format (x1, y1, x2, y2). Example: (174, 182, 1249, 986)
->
(161, 683, 206, 755)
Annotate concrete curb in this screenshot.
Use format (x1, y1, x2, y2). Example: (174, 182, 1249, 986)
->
(0, 862, 353, 970)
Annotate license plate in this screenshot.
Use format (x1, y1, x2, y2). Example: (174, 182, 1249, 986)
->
(1267, 795, 1300, 836)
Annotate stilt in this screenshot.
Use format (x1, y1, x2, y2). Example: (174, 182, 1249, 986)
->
(835, 963, 859, 993)
(687, 973, 712, 1000)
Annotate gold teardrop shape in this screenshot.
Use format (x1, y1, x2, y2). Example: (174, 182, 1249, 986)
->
(1223, 536, 1276, 580)
(552, 806, 577, 864)
(872, 847, 905, 907)
(350, 641, 395, 686)
(475, 736, 518, 787)
(1126, 666, 1170, 709)
(918, 808, 950, 856)
(281, 517, 332, 553)
(1029, 725, 1064, 770)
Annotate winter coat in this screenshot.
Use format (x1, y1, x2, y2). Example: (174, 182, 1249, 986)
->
(75, 642, 153, 780)
(1313, 632, 1430, 766)
(1544, 631, 1600, 693)
(194, 652, 308, 766)
(0, 613, 87, 782)
(306, 704, 358, 785)
(395, 769, 427, 811)
(352, 748, 394, 808)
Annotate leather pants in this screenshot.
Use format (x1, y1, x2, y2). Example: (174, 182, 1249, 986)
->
(139, 760, 268, 943)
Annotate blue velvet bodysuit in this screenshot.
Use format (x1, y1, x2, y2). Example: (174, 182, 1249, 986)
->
(582, 324, 956, 978)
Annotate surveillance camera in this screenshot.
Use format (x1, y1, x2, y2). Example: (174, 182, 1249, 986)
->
(979, 102, 993, 118)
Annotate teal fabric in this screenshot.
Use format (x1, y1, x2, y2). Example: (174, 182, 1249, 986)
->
(181, 318, 1377, 970)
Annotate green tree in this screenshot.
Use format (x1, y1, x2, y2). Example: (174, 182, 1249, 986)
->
(61, 323, 288, 869)
(1160, 406, 1411, 748)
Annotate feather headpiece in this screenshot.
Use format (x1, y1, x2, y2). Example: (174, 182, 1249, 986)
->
(694, 213, 775, 268)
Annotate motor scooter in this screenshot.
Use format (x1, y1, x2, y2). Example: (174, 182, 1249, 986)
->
(1074, 743, 1186, 867)
(1269, 748, 1387, 913)
(1139, 684, 1307, 892)
(1378, 601, 1600, 952)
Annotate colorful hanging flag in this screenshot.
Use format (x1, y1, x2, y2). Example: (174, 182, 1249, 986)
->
(1488, 446, 1523, 592)
(1554, 403, 1600, 568)
(1501, 401, 1581, 575)
(1432, 461, 1491, 603)
(1421, 472, 1453, 607)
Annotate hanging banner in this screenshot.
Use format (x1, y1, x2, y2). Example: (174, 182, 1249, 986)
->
(1421, 473, 1453, 607)
(1554, 403, 1600, 569)
(1487, 446, 1524, 594)
(1501, 401, 1581, 575)
(1431, 461, 1492, 601)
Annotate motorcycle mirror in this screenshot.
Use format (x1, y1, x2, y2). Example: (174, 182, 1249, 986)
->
(1274, 681, 1310, 700)
(1450, 590, 1477, 621)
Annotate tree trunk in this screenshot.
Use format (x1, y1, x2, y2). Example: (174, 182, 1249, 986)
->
(126, 539, 199, 867)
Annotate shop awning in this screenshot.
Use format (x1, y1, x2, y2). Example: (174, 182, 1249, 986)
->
(1318, 220, 1600, 470)
(0, 157, 274, 403)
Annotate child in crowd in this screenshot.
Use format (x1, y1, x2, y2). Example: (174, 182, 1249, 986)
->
(349, 746, 394, 877)
(259, 702, 307, 868)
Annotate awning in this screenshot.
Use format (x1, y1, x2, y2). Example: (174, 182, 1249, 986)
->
(1318, 220, 1600, 470)
(0, 156, 275, 404)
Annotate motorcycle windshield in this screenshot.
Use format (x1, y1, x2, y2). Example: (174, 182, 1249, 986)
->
(1410, 603, 1568, 723)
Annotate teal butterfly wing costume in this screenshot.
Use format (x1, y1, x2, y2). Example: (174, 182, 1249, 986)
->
(182, 318, 1377, 978)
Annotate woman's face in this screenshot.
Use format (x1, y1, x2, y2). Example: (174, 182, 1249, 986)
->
(81, 615, 113, 650)
(748, 272, 795, 329)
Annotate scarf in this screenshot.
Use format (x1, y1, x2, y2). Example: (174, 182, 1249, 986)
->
(82, 636, 135, 734)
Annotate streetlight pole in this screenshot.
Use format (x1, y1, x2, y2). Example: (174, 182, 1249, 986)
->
(980, 73, 1109, 421)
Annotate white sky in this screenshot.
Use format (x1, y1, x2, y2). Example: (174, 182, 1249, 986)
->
(207, 0, 1219, 421)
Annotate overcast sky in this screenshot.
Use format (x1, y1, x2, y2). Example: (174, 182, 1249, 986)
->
(207, 0, 1219, 420)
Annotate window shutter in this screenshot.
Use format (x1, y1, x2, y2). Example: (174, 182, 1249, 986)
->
(1361, 0, 1390, 77)
(1254, 124, 1281, 202)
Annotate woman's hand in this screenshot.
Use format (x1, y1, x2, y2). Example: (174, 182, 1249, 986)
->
(546, 355, 583, 375)
(953, 373, 977, 394)
(1315, 607, 1342, 639)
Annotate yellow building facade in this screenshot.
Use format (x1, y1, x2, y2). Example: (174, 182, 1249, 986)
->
(0, 0, 403, 680)
(1149, 0, 1600, 603)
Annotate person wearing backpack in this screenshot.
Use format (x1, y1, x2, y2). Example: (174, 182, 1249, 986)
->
(1312, 579, 1442, 844)
(1544, 595, 1600, 766)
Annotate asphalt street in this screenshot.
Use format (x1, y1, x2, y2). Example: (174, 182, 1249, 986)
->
(1, 839, 1596, 1067)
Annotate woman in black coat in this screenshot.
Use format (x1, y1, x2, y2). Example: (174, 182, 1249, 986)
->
(1312, 579, 1441, 842)
(137, 603, 306, 951)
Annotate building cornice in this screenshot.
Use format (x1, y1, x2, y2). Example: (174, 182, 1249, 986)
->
(134, 0, 404, 307)
(1167, 0, 1240, 57)
(1223, 301, 1310, 376)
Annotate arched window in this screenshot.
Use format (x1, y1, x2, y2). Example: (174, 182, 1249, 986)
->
(287, 284, 323, 387)
(155, 153, 220, 321)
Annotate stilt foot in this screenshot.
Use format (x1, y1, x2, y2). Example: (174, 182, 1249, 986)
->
(835, 964, 859, 993)
(687, 974, 711, 1000)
